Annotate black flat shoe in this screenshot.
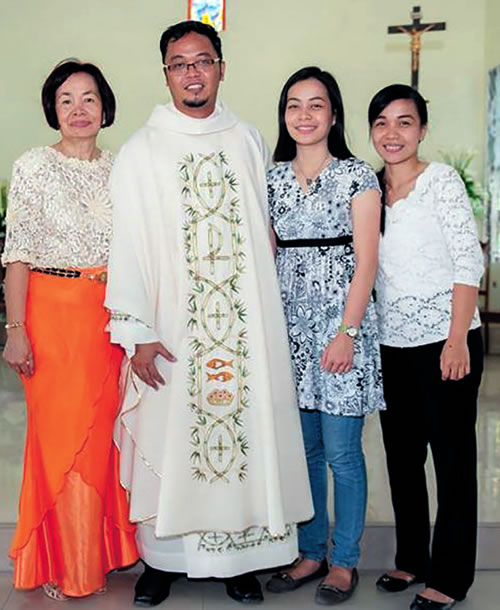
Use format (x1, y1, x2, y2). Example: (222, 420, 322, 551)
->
(315, 568, 359, 605)
(134, 565, 178, 607)
(377, 572, 423, 592)
(266, 558, 329, 593)
(410, 594, 456, 609)
(225, 573, 264, 604)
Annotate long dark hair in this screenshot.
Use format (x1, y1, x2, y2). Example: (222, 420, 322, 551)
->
(368, 83, 428, 232)
(273, 66, 353, 162)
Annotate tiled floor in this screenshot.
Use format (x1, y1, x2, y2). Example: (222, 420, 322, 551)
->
(1, 569, 500, 609)
(2, 356, 500, 523)
(1, 356, 500, 607)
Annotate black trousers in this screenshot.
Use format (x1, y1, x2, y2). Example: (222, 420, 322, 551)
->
(379, 328, 483, 601)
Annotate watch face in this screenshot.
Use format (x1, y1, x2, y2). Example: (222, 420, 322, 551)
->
(346, 327, 358, 338)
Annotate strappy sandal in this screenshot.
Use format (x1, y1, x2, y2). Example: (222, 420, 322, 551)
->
(266, 558, 329, 593)
(42, 583, 69, 601)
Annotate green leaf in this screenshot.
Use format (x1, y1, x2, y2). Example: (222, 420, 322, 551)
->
(190, 451, 201, 464)
(192, 468, 207, 482)
(439, 149, 483, 216)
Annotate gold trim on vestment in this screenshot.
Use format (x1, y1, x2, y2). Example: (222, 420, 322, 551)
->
(180, 151, 250, 484)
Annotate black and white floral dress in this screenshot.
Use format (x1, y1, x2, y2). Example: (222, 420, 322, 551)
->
(268, 158, 386, 416)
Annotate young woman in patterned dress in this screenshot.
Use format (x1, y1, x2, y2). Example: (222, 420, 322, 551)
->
(369, 84, 484, 610)
(265, 66, 386, 606)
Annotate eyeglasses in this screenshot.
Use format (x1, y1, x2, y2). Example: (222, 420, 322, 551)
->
(163, 58, 221, 74)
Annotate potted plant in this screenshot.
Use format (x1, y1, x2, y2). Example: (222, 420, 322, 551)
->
(439, 150, 484, 217)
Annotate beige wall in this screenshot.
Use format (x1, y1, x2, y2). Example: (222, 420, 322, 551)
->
(486, 0, 500, 70)
(0, 0, 489, 179)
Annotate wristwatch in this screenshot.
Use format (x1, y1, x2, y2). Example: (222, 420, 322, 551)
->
(338, 323, 359, 339)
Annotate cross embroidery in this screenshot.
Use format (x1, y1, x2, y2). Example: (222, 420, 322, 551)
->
(200, 171, 221, 199)
(205, 531, 226, 545)
(210, 435, 231, 462)
(208, 301, 229, 330)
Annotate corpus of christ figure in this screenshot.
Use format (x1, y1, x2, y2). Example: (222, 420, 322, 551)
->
(388, 5, 446, 90)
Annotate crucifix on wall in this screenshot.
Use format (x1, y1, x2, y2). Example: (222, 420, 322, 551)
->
(388, 5, 446, 90)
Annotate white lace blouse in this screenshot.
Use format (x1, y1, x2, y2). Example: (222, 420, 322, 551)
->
(1, 146, 114, 268)
(375, 162, 484, 348)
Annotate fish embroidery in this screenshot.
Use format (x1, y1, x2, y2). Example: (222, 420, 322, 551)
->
(206, 358, 233, 370)
(207, 371, 234, 382)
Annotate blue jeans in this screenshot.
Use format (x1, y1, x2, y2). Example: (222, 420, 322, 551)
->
(298, 409, 367, 568)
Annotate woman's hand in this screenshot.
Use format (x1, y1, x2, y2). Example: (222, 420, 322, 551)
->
(440, 337, 470, 381)
(3, 328, 34, 377)
(321, 333, 354, 374)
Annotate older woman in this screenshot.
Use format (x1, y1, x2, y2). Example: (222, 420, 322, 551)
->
(2, 60, 138, 601)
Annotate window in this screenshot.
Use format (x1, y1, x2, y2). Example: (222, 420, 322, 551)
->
(487, 65, 500, 261)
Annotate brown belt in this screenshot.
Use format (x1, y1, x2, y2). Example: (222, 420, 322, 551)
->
(31, 267, 108, 283)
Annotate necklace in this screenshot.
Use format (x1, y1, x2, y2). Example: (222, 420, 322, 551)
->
(294, 153, 332, 187)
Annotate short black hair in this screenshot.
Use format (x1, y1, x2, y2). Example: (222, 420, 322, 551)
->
(368, 83, 428, 128)
(41, 60, 116, 130)
(273, 66, 353, 162)
(160, 20, 223, 62)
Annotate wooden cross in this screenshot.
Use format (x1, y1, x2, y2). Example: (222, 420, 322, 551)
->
(388, 6, 446, 90)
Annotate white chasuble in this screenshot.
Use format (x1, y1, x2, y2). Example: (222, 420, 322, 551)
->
(105, 103, 313, 577)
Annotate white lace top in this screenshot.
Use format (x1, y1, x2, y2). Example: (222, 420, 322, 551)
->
(375, 162, 484, 348)
(1, 146, 114, 268)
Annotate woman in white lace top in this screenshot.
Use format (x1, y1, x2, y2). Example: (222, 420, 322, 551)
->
(1, 60, 138, 600)
(368, 84, 484, 610)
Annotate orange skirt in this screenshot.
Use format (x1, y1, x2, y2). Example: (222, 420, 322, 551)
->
(9, 268, 138, 597)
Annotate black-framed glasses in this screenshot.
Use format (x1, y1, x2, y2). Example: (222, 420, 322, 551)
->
(163, 58, 221, 74)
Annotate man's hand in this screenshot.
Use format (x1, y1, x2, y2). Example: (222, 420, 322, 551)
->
(131, 342, 176, 390)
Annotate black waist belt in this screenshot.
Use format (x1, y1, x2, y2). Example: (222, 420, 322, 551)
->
(32, 267, 80, 278)
(276, 235, 353, 248)
(31, 267, 108, 282)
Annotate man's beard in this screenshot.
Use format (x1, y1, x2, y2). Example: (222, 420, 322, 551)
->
(183, 97, 208, 108)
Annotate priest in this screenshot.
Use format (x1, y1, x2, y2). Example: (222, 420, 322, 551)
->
(105, 20, 313, 607)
